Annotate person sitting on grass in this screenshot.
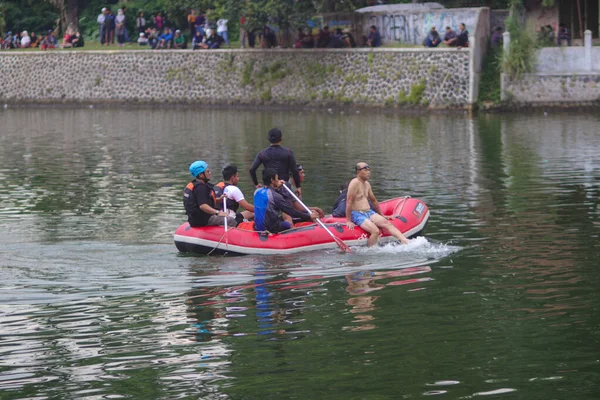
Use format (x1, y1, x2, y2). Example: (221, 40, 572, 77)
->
(254, 168, 318, 234)
(60, 29, 74, 48)
(204, 28, 222, 49)
(191, 28, 204, 49)
(40, 33, 55, 50)
(138, 32, 149, 46)
(442, 26, 457, 46)
(20, 31, 31, 48)
(157, 27, 173, 49)
(30, 32, 40, 48)
(455, 23, 469, 48)
(173, 30, 186, 49)
(2, 32, 15, 49)
(145, 28, 159, 49)
(71, 31, 84, 48)
(424, 26, 441, 47)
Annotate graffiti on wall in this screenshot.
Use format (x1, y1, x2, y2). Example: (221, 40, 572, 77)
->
(366, 9, 479, 44)
(368, 13, 422, 44)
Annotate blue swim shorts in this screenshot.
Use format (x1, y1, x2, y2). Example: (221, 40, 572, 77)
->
(351, 210, 376, 226)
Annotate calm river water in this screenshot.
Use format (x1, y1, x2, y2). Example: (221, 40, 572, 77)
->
(1, 108, 599, 399)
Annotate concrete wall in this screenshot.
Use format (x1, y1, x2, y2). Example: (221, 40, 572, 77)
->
(502, 73, 600, 103)
(358, 7, 485, 46)
(535, 47, 600, 73)
(501, 30, 599, 104)
(0, 49, 474, 108)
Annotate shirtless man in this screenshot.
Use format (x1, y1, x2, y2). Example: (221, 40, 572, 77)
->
(346, 162, 409, 246)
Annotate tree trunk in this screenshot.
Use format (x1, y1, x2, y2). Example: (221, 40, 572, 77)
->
(67, 0, 79, 31)
(575, 0, 584, 39)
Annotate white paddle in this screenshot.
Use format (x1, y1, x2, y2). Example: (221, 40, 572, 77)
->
(282, 184, 351, 253)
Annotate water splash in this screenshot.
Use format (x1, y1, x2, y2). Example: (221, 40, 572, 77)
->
(353, 236, 461, 259)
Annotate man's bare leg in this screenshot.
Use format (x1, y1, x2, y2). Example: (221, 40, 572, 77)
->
(370, 214, 409, 244)
(359, 219, 381, 247)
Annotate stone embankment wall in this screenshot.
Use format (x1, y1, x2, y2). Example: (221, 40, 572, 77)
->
(0, 49, 473, 108)
(502, 74, 600, 103)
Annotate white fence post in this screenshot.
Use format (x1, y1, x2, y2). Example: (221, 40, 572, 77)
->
(503, 31, 510, 55)
(584, 30, 592, 72)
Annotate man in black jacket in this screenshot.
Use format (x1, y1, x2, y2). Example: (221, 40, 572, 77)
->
(249, 128, 302, 197)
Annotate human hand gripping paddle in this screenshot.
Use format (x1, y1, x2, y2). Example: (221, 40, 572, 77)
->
(282, 184, 351, 253)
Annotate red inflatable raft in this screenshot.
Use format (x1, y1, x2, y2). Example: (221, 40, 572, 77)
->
(174, 197, 429, 256)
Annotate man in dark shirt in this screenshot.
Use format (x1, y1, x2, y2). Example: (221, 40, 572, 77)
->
(249, 128, 302, 197)
(443, 26, 457, 46)
(254, 168, 317, 233)
(184, 160, 237, 228)
(262, 26, 277, 48)
(456, 23, 469, 48)
(367, 25, 381, 47)
(424, 26, 441, 47)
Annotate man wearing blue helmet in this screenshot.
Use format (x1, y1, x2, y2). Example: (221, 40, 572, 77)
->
(184, 160, 237, 228)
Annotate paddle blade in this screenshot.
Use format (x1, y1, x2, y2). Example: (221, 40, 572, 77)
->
(333, 236, 352, 253)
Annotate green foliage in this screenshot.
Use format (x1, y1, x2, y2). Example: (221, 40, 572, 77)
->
(260, 87, 272, 101)
(1, 0, 60, 34)
(397, 90, 408, 104)
(367, 52, 374, 68)
(503, 0, 536, 79)
(304, 63, 327, 87)
(408, 79, 426, 105)
(384, 96, 395, 107)
(478, 48, 502, 104)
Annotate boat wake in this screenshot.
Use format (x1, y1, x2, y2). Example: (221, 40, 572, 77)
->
(353, 236, 460, 259)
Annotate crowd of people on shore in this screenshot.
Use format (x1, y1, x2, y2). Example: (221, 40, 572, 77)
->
(1, 28, 83, 50)
(96, 7, 230, 50)
(183, 128, 409, 246)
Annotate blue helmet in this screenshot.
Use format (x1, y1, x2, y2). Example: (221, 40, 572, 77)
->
(189, 160, 208, 177)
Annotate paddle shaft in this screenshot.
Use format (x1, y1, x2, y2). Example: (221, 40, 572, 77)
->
(223, 195, 228, 247)
(281, 184, 350, 252)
